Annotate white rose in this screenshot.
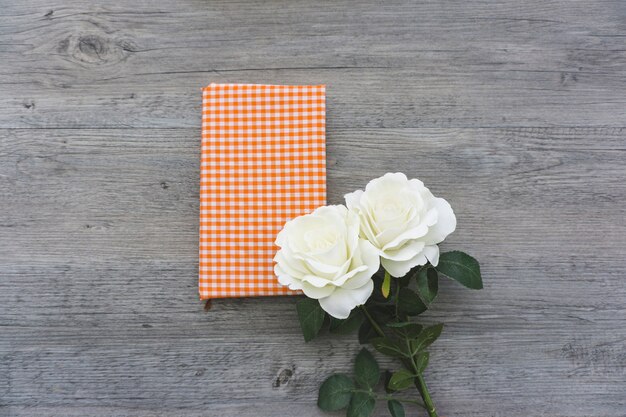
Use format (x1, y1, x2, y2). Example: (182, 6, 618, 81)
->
(345, 173, 456, 278)
(274, 205, 380, 319)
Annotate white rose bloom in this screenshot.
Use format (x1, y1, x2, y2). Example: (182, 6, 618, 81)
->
(274, 205, 380, 319)
(345, 173, 456, 278)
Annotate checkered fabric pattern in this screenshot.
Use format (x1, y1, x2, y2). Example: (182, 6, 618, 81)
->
(200, 83, 327, 299)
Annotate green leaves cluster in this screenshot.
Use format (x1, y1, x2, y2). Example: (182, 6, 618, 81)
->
(372, 323, 441, 363)
(318, 348, 406, 417)
(299, 251, 483, 417)
(296, 299, 367, 342)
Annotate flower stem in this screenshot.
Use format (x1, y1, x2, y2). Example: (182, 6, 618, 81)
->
(361, 297, 437, 417)
(415, 375, 438, 417)
(360, 305, 385, 337)
(405, 340, 438, 417)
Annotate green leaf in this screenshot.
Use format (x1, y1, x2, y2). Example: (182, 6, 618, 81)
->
(371, 337, 407, 359)
(296, 298, 325, 342)
(317, 374, 354, 411)
(330, 310, 364, 335)
(347, 392, 375, 417)
(436, 251, 483, 289)
(398, 271, 412, 288)
(397, 288, 427, 316)
(369, 305, 395, 324)
(416, 267, 438, 304)
(410, 323, 444, 354)
(358, 321, 378, 344)
(386, 322, 423, 339)
(387, 399, 405, 417)
(414, 351, 430, 373)
(354, 348, 380, 388)
(387, 369, 415, 391)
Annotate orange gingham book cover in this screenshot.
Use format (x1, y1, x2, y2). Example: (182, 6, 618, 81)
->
(200, 83, 327, 299)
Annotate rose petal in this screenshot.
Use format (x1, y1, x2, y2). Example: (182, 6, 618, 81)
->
(423, 245, 440, 266)
(274, 250, 308, 277)
(423, 207, 438, 227)
(381, 251, 428, 278)
(365, 172, 408, 195)
(287, 243, 353, 280)
(304, 231, 347, 266)
(369, 193, 412, 231)
(326, 264, 369, 287)
(274, 265, 303, 290)
(319, 280, 374, 319)
(300, 281, 336, 299)
(341, 240, 380, 289)
(283, 215, 325, 253)
(299, 274, 334, 288)
(380, 223, 428, 251)
(345, 209, 361, 258)
(380, 239, 426, 261)
(344, 189, 364, 211)
(295, 253, 343, 278)
(407, 178, 426, 191)
(422, 198, 456, 244)
(358, 210, 381, 247)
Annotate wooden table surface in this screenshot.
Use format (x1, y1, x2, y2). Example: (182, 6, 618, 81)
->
(1, 1, 625, 416)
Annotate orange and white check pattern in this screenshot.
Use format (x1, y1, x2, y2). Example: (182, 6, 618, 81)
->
(200, 84, 326, 299)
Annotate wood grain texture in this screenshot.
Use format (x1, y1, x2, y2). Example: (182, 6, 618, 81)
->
(1, 1, 626, 129)
(0, 1, 625, 416)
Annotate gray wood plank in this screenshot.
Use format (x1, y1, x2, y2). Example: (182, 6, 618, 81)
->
(1, 127, 625, 416)
(0, 1, 625, 128)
